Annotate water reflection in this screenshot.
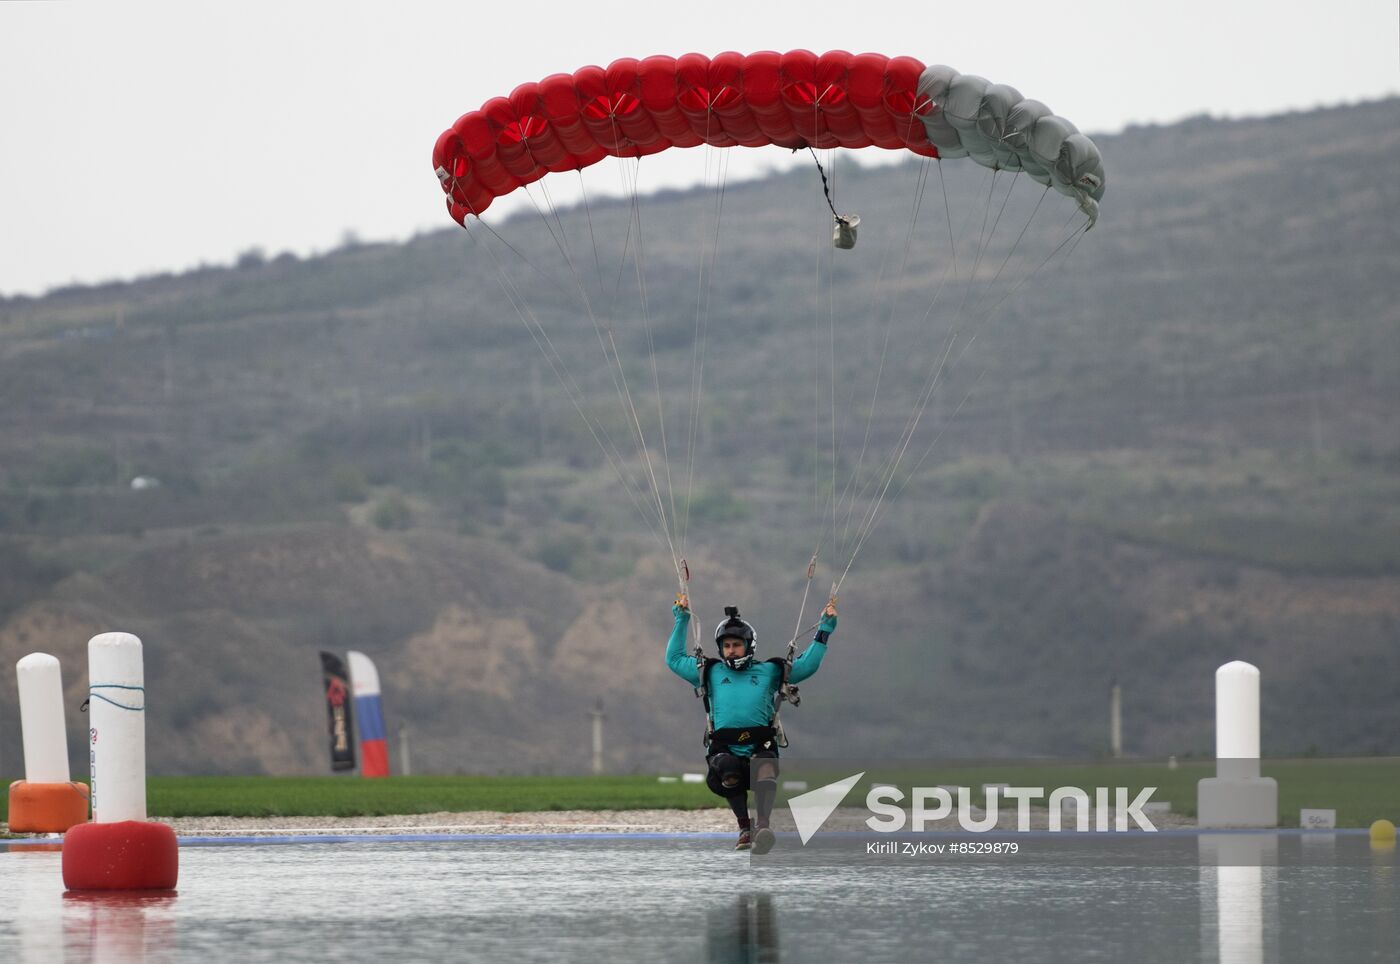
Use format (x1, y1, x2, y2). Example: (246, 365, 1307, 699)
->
(1198, 835, 1278, 964)
(2, 837, 1398, 962)
(706, 893, 779, 964)
(60, 892, 179, 964)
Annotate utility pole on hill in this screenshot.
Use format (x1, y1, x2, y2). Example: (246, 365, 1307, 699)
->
(1110, 679, 1123, 760)
(589, 700, 605, 776)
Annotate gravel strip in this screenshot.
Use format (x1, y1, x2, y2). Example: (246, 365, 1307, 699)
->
(150, 809, 740, 836)
(142, 804, 1193, 837)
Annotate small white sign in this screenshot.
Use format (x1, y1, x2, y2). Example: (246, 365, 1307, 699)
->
(681, 772, 704, 784)
(781, 780, 809, 792)
(1300, 808, 1337, 829)
(657, 776, 678, 783)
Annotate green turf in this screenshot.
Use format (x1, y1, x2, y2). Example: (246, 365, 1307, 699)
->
(2, 775, 716, 822)
(2, 760, 1395, 827)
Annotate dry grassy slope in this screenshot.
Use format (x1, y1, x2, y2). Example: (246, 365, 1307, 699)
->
(1, 498, 1398, 774)
(916, 502, 1400, 757)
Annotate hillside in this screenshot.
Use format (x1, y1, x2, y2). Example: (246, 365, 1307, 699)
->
(1, 99, 1398, 775)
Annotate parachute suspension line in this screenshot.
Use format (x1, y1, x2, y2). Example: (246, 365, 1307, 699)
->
(679, 112, 730, 561)
(606, 320, 684, 588)
(836, 247, 962, 547)
(969, 214, 1092, 352)
(679, 125, 714, 563)
(468, 214, 574, 301)
(831, 330, 960, 594)
(983, 170, 1021, 263)
(574, 170, 605, 295)
(840, 183, 1080, 579)
(522, 174, 679, 580)
(604, 127, 678, 563)
(835, 158, 937, 558)
(621, 152, 685, 590)
(836, 173, 1032, 576)
(827, 153, 839, 543)
(832, 216, 1094, 597)
(970, 183, 1052, 320)
(464, 222, 671, 553)
(584, 139, 683, 592)
(937, 160, 960, 285)
(608, 161, 641, 310)
(681, 147, 730, 555)
(520, 182, 573, 271)
(827, 165, 989, 547)
(678, 115, 733, 651)
(837, 169, 998, 541)
(965, 168, 1002, 287)
(904, 157, 933, 274)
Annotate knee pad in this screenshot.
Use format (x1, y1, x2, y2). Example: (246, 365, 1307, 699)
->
(706, 753, 748, 798)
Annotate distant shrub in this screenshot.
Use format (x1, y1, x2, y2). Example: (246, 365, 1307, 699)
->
(330, 465, 368, 502)
(34, 447, 116, 488)
(371, 494, 413, 530)
(535, 531, 588, 574)
(687, 485, 751, 525)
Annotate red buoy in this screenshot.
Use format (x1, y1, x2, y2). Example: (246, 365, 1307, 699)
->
(62, 820, 178, 892)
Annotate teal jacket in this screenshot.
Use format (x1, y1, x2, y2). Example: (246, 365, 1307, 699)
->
(665, 607, 833, 753)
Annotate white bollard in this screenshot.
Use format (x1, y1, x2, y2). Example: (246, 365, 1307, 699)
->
(10, 652, 89, 833)
(18, 653, 70, 784)
(1216, 661, 1261, 777)
(62, 631, 176, 892)
(88, 632, 148, 823)
(1197, 661, 1278, 828)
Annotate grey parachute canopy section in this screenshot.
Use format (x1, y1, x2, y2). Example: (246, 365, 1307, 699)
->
(917, 65, 1106, 226)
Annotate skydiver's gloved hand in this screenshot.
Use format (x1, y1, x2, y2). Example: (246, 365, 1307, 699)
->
(673, 592, 690, 618)
(817, 598, 837, 639)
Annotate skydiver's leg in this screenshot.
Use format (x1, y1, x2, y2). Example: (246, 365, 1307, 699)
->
(726, 794, 751, 829)
(752, 751, 779, 830)
(707, 753, 751, 830)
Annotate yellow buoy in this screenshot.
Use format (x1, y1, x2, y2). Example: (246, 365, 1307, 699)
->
(1370, 819, 1396, 844)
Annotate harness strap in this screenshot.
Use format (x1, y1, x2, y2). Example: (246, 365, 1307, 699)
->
(694, 655, 718, 746)
(710, 726, 778, 754)
(769, 656, 798, 749)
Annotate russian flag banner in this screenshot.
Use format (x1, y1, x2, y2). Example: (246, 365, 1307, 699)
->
(346, 650, 390, 778)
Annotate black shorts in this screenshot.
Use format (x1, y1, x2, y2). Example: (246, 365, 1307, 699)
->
(705, 749, 779, 798)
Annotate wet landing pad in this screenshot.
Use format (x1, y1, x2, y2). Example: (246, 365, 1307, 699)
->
(2, 834, 1396, 961)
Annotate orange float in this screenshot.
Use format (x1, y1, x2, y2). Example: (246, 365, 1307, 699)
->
(7, 779, 90, 834)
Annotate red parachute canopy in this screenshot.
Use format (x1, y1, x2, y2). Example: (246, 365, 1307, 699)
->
(432, 50, 937, 222)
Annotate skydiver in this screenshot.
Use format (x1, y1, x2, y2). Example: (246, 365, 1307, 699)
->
(665, 594, 837, 852)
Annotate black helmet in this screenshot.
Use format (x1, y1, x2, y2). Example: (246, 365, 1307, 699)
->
(714, 606, 756, 670)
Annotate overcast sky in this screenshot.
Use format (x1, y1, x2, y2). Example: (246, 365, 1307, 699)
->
(1, 0, 1395, 297)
